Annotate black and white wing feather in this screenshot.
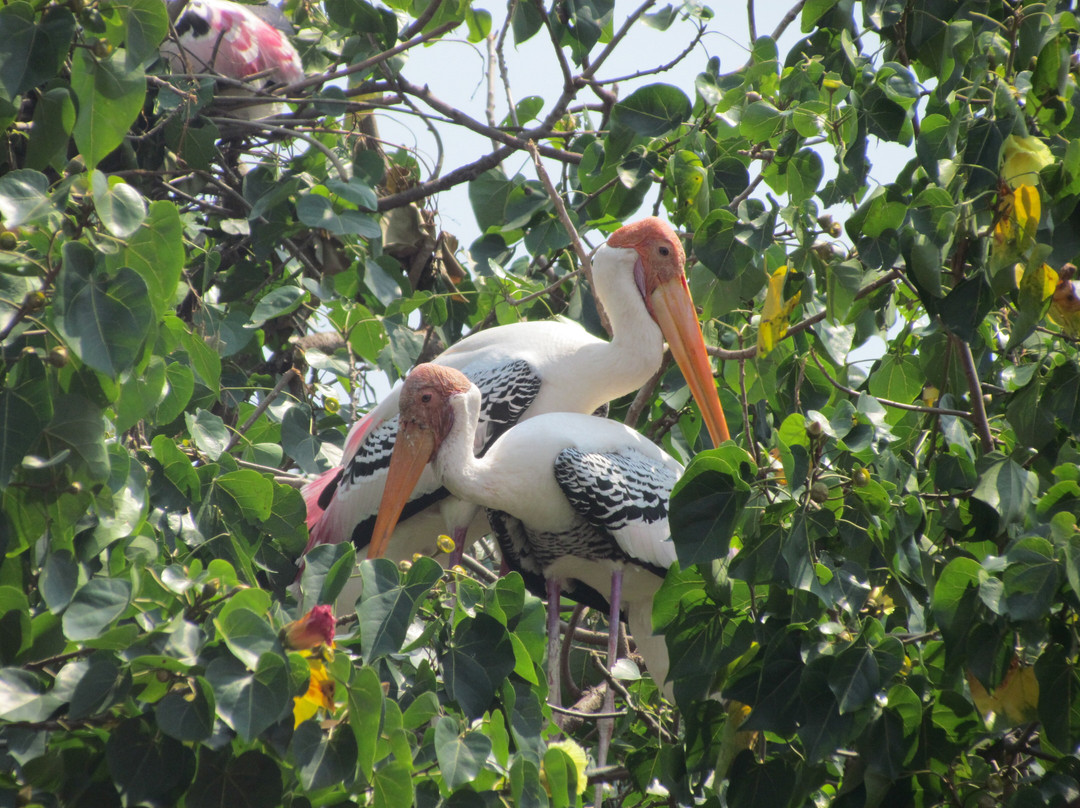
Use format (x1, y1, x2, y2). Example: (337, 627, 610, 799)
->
(554, 448, 680, 570)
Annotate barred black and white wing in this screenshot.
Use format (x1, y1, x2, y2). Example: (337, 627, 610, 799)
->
(553, 448, 680, 570)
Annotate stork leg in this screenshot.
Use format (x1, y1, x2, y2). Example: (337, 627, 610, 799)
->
(546, 577, 563, 713)
(595, 567, 623, 808)
(447, 525, 468, 568)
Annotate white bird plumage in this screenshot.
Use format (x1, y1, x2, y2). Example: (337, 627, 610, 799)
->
(303, 217, 729, 572)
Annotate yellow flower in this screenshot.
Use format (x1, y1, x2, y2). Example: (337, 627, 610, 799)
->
(993, 183, 1040, 253)
(1001, 135, 1053, 189)
(436, 534, 457, 555)
(757, 266, 801, 357)
(293, 657, 336, 728)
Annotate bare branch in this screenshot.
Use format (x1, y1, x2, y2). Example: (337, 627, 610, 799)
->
(810, 352, 975, 420)
(950, 335, 995, 451)
(526, 140, 611, 335)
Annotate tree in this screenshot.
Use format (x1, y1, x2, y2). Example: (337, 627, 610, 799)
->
(2, 0, 1080, 804)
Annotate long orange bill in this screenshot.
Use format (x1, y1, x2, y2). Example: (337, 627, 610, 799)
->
(650, 274, 731, 445)
(367, 423, 435, 560)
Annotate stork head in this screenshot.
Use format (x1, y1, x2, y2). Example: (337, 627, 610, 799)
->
(367, 365, 472, 560)
(605, 217, 731, 445)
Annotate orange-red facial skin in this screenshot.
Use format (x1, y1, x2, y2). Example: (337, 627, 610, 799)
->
(366, 365, 471, 560)
(606, 217, 687, 295)
(396, 364, 472, 459)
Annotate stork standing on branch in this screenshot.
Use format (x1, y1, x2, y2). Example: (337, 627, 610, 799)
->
(369, 363, 686, 795)
(302, 217, 728, 572)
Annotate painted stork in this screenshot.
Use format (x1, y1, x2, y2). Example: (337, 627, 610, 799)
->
(369, 363, 682, 786)
(302, 218, 727, 576)
(160, 0, 304, 119)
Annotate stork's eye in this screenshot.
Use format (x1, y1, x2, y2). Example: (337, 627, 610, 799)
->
(658, 246, 670, 256)
(421, 393, 432, 403)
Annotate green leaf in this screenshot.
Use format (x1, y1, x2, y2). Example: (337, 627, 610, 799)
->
(358, 557, 441, 663)
(215, 469, 274, 522)
(246, 286, 309, 328)
(62, 578, 132, 641)
(151, 433, 200, 500)
(54, 242, 154, 376)
(0, 668, 62, 722)
(829, 644, 880, 713)
(39, 550, 78, 614)
(123, 0, 169, 69)
(0, 353, 51, 487)
(116, 355, 166, 432)
(91, 170, 147, 238)
(1002, 537, 1061, 621)
(372, 759, 413, 808)
(610, 83, 691, 137)
(435, 716, 494, 790)
(293, 719, 359, 791)
(0, 168, 54, 228)
(70, 48, 146, 169)
(868, 354, 923, 405)
(300, 542, 357, 609)
(186, 749, 283, 808)
(0, 586, 30, 664)
(41, 395, 109, 482)
(296, 193, 380, 238)
(153, 362, 195, 425)
(972, 456, 1038, 529)
(215, 607, 284, 669)
(25, 87, 76, 171)
(105, 200, 184, 314)
(206, 653, 290, 742)
(156, 676, 216, 741)
(670, 446, 755, 566)
(0, 3, 76, 97)
(186, 409, 230, 461)
(106, 716, 194, 805)
(442, 613, 516, 719)
(347, 665, 384, 781)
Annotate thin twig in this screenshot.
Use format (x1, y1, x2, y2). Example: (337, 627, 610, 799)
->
(707, 269, 903, 360)
(950, 335, 994, 451)
(526, 140, 611, 336)
(548, 703, 626, 719)
(747, 0, 757, 40)
(591, 654, 676, 744)
(283, 21, 460, 95)
(625, 354, 671, 429)
(226, 368, 301, 452)
(208, 117, 349, 179)
(810, 352, 975, 420)
(738, 334, 753, 449)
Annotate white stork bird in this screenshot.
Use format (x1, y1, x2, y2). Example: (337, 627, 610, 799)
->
(302, 218, 728, 576)
(369, 363, 683, 786)
(160, 0, 304, 119)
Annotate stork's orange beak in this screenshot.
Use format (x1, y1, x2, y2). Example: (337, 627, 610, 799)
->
(367, 422, 436, 560)
(650, 275, 731, 445)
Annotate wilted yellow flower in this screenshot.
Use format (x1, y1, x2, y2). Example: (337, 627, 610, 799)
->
(1001, 134, 1053, 189)
(716, 700, 757, 779)
(281, 605, 336, 651)
(966, 660, 1039, 727)
(543, 739, 589, 796)
(1049, 276, 1080, 337)
(993, 183, 1040, 252)
(922, 385, 940, 408)
(756, 266, 801, 357)
(293, 657, 336, 727)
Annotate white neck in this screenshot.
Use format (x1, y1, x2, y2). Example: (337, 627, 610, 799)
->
(434, 387, 498, 509)
(568, 246, 665, 408)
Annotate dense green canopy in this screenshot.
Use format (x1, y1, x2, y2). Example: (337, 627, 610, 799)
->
(3, 0, 1080, 805)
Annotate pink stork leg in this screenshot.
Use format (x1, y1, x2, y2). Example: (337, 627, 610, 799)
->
(447, 525, 469, 568)
(546, 577, 563, 711)
(595, 566, 623, 808)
